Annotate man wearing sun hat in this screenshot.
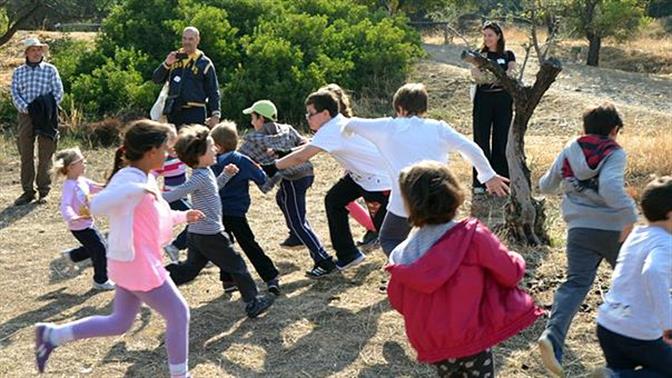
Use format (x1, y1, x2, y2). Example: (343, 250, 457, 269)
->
(10, 36, 64, 206)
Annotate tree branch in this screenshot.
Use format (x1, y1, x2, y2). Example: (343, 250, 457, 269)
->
(461, 49, 523, 98)
(518, 43, 533, 81)
(0, 1, 43, 47)
(529, 58, 562, 103)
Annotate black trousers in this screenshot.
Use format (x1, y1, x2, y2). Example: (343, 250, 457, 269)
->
(220, 215, 279, 283)
(472, 90, 512, 188)
(598, 324, 672, 377)
(69, 227, 108, 284)
(165, 232, 258, 303)
(324, 174, 389, 261)
(167, 106, 206, 129)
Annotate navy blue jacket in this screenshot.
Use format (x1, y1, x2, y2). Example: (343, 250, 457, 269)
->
(211, 151, 268, 217)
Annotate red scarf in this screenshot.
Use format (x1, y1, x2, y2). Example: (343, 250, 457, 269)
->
(562, 135, 620, 178)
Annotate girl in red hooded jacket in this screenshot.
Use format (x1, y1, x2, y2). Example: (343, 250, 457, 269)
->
(386, 161, 542, 377)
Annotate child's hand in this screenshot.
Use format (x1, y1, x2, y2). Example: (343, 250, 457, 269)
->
(664, 330, 672, 346)
(186, 210, 205, 223)
(485, 175, 510, 197)
(266, 148, 278, 158)
(224, 163, 239, 176)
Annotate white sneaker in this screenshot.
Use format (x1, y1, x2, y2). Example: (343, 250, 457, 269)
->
(59, 249, 77, 272)
(473, 187, 487, 195)
(164, 244, 180, 263)
(92, 280, 115, 290)
(538, 334, 564, 377)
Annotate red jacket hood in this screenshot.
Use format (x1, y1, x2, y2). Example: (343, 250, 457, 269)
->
(386, 218, 477, 293)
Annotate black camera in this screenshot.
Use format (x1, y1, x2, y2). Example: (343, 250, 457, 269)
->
(175, 52, 188, 60)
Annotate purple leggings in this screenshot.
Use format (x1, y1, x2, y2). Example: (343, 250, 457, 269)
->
(69, 278, 189, 365)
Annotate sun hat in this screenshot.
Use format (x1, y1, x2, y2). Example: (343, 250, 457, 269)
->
(242, 100, 278, 121)
(23, 37, 49, 52)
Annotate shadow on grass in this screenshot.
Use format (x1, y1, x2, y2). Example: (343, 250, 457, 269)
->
(0, 287, 102, 347)
(93, 261, 395, 377)
(0, 201, 39, 231)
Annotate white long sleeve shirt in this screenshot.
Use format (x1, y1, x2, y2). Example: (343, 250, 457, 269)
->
(598, 225, 672, 340)
(343, 116, 496, 217)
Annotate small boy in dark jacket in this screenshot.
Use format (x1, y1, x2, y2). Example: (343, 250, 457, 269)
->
(210, 121, 281, 295)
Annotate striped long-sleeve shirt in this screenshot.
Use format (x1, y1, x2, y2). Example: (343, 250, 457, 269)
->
(162, 167, 233, 235)
(11, 61, 64, 113)
(154, 154, 187, 191)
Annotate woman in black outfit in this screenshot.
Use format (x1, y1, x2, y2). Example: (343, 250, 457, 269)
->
(470, 21, 516, 194)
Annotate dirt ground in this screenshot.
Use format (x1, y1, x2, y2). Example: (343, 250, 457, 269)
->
(0, 30, 671, 377)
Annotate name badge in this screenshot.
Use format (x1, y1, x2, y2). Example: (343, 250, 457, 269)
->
(173, 76, 181, 83)
(497, 58, 506, 65)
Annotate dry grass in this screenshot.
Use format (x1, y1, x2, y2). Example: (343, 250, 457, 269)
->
(422, 18, 672, 76)
(1, 27, 671, 378)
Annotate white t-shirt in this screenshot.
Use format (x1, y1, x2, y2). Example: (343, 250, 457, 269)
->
(310, 114, 391, 192)
(343, 116, 496, 217)
(598, 225, 672, 340)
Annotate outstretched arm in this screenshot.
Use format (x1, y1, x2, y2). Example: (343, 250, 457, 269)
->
(275, 145, 322, 170)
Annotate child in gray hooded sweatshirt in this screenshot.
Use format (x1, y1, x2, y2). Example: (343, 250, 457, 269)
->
(536, 102, 638, 377)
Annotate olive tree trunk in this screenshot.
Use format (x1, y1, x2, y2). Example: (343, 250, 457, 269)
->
(462, 51, 562, 245)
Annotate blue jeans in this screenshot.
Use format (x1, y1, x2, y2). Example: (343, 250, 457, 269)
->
(543, 228, 621, 362)
(379, 212, 412, 256)
(597, 325, 672, 377)
(275, 176, 331, 265)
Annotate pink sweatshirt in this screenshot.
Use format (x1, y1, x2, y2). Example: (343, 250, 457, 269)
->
(91, 167, 188, 292)
(59, 177, 102, 231)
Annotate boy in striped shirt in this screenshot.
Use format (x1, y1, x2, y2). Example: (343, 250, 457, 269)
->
(163, 125, 274, 318)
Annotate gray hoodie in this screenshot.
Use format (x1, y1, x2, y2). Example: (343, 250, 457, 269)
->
(539, 138, 637, 231)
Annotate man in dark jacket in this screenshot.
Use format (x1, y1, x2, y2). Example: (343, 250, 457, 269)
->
(152, 26, 221, 129)
(10, 37, 64, 206)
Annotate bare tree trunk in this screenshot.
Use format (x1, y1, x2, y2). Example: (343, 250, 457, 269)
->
(586, 32, 601, 66)
(462, 51, 562, 245)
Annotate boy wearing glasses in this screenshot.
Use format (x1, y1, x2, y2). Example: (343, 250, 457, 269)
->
(239, 100, 337, 278)
(273, 90, 391, 271)
(536, 102, 637, 377)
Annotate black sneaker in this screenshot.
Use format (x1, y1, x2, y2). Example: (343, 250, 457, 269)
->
(266, 278, 280, 296)
(279, 235, 303, 249)
(37, 191, 49, 204)
(306, 260, 336, 278)
(14, 192, 35, 206)
(356, 231, 379, 251)
(245, 295, 274, 318)
(336, 250, 366, 271)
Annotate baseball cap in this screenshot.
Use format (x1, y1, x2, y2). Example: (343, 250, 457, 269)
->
(242, 100, 278, 121)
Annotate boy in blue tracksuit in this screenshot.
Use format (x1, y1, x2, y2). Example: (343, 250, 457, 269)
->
(210, 121, 281, 295)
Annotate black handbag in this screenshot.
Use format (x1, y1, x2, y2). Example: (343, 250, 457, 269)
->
(162, 65, 185, 116)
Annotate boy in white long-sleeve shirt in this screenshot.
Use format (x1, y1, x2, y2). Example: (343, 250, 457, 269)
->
(341, 83, 509, 255)
(596, 176, 672, 377)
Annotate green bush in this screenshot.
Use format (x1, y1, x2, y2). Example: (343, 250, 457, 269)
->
(70, 48, 157, 117)
(51, 0, 423, 127)
(0, 90, 16, 131)
(48, 37, 94, 93)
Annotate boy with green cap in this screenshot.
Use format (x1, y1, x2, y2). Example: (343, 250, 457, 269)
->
(239, 100, 337, 277)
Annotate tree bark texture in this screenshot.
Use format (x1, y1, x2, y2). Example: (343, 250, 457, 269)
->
(586, 32, 601, 66)
(462, 50, 562, 245)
